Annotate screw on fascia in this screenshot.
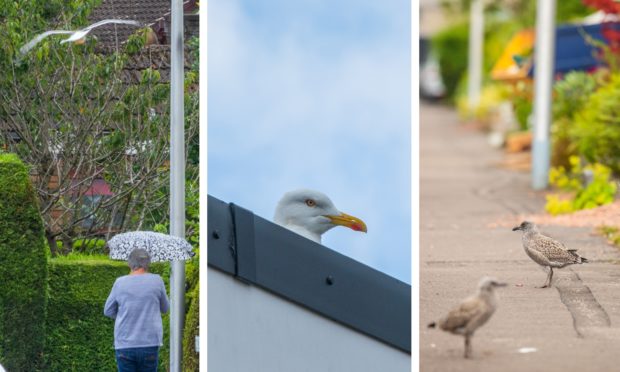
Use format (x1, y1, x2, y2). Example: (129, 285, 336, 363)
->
(212, 230, 220, 239)
(325, 275, 335, 285)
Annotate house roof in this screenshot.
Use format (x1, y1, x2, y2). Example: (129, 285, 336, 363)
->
(76, 178, 114, 196)
(89, 0, 199, 47)
(88, 0, 199, 84)
(94, 44, 195, 83)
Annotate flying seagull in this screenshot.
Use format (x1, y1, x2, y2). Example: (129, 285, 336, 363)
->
(512, 221, 588, 288)
(274, 189, 367, 244)
(428, 277, 506, 359)
(19, 19, 142, 56)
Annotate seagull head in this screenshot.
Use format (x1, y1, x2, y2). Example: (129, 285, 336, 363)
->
(512, 220, 537, 233)
(274, 189, 367, 243)
(478, 276, 507, 293)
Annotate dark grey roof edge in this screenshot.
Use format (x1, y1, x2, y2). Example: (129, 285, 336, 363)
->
(207, 194, 412, 353)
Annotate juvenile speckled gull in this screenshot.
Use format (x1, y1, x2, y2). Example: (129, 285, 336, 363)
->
(512, 221, 588, 288)
(428, 276, 506, 358)
(273, 189, 367, 244)
(19, 19, 141, 56)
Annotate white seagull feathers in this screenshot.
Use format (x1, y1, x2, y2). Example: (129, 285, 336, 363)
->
(19, 19, 142, 56)
(274, 189, 367, 243)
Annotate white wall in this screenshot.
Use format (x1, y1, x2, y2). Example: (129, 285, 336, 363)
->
(208, 268, 411, 372)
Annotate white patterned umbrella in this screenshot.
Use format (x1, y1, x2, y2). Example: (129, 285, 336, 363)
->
(108, 231, 195, 262)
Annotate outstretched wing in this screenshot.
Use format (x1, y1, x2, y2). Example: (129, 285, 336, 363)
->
(20, 30, 74, 55)
(83, 19, 141, 31)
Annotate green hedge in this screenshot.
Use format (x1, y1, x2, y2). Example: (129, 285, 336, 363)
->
(45, 257, 170, 371)
(0, 153, 48, 371)
(432, 21, 469, 99)
(182, 282, 199, 371)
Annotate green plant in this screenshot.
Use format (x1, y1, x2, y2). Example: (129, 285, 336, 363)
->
(598, 225, 620, 246)
(0, 153, 48, 371)
(552, 71, 601, 167)
(441, 1, 592, 26)
(545, 156, 617, 215)
(432, 21, 469, 100)
(571, 73, 620, 173)
(554, 71, 600, 120)
(182, 282, 199, 371)
(513, 91, 533, 131)
(71, 238, 107, 254)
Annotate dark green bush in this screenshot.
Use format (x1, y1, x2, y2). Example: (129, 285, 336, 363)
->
(0, 153, 48, 371)
(45, 257, 170, 371)
(432, 21, 469, 99)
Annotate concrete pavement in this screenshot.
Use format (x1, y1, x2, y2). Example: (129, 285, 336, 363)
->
(420, 103, 620, 371)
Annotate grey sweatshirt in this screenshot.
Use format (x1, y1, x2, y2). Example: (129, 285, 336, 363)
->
(104, 273, 170, 349)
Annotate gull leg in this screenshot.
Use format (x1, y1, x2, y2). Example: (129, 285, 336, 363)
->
(464, 334, 472, 358)
(538, 267, 552, 288)
(548, 267, 554, 287)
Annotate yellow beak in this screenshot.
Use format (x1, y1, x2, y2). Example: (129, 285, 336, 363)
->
(325, 212, 367, 233)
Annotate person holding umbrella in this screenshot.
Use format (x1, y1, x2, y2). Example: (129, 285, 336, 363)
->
(104, 248, 170, 372)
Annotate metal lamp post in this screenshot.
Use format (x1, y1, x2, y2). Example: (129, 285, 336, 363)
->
(467, 0, 484, 109)
(531, 0, 556, 189)
(169, 0, 186, 370)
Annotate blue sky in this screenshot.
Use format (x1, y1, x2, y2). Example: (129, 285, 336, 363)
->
(208, 0, 411, 283)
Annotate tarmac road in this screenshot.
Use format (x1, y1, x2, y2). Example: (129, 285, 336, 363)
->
(420, 103, 620, 372)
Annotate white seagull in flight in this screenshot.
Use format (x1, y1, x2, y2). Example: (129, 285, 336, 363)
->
(274, 189, 367, 244)
(19, 19, 142, 56)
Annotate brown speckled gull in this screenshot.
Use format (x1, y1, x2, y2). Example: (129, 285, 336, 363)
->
(428, 277, 506, 358)
(512, 221, 588, 288)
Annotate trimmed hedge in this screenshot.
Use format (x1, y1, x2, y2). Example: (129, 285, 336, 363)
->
(45, 257, 170, 371)
(182, 282, 199, 371)
(0, 153, 48, 371)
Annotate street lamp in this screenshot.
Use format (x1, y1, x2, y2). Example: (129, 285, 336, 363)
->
(169, 0, 186, 371)
(468, 0, 484, 109)
(531, 0, 556, 189)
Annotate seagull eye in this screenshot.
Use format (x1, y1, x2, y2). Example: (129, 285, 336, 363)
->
(305, 199, 316, 207)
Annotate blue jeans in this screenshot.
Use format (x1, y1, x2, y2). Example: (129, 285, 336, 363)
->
(115, 346, 159, 372)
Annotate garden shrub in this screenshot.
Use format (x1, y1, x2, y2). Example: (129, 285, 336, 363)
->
(182, 282, 199, 372)
(0, 153, 48, 371)
(552, 71, 600, 168)
(571, 73, 620, 173)
(45, 257, 170, 371)
(545, 156, 616, 215)
(432, 21, 469, 99)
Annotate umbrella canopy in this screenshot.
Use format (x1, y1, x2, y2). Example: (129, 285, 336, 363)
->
(108, 231, 195, 262)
